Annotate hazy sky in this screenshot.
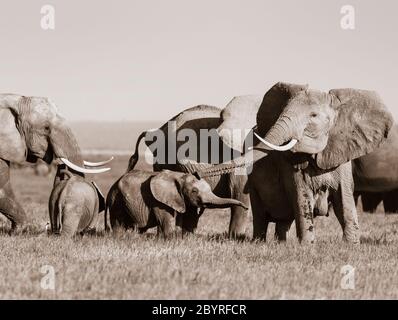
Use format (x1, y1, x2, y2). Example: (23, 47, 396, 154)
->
(0, 0, 397, 121)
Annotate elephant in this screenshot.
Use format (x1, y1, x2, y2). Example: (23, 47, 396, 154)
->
(49, 164, 105, 236)
(197, 82, 393, 243)
(216, 94, 398, 214)
(105, 169, 247, 238)
(0, 94, 112, 232)
(127, 99, 261, 238)
(352, 124, 398, 213)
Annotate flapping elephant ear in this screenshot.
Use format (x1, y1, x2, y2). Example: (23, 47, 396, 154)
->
(256, 82, 309, 135)
(316, 89, 393, 170)
(150, 170, 186, 213)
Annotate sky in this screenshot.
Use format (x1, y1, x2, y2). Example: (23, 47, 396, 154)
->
(0, 0, 397, 122)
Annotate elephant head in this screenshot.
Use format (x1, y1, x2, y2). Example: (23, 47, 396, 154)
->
(150, 170, 248, 213)
(0, 94, 112, 173)
(198, 82, 393, 176)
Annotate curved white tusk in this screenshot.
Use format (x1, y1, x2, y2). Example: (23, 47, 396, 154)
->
(60, 158, 111, 174)
(253, 133, 298, 151)
(83, 157, 114, 167)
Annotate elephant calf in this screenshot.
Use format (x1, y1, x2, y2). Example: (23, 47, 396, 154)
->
(49, 164, 105, 236)
(105, 169, 247, 237)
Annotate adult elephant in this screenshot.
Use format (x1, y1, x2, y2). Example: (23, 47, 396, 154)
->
(215, 93, 398, 214)
(353, 124, 398, 213)
(197, 82, 393, 243)
(0, 94, 111, 232)
(128, 97, 262, 238)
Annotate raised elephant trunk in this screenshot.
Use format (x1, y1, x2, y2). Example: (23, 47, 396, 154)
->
(256, 110, 298, 150)
(195, 113, 297, 178)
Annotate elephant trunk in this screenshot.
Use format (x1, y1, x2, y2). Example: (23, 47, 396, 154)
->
(258, 110, 298, 150)
(202, 192, 248, 210)
(194, 148, 267, 178)
(50, 117, 111, 174)
(193, 110, 298, 178)
(50, 117, 84, 166)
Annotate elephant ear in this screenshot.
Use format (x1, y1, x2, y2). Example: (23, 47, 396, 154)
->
(0, 104, 28, 163)
(316, 89, 393, 170)
(150, 170, 186, 213)
(256, 82, 309, 135)
(91, 181, 105, 213)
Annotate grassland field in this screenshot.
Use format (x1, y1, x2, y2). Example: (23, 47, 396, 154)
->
(0, 123, 397, 299)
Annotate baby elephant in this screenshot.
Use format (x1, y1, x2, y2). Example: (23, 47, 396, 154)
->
(106, 169, 247, 237)
(49, 164, 105, 236)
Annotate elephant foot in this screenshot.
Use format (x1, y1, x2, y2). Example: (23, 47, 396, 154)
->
(228, 232, 247, 241)
(343, 226, 360, 244)
(298, 226, 315, 244)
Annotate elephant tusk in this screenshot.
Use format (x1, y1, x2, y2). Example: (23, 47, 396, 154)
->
(253, 133, 298, 151)
(60, 158, 111, 174)
(83, 157, 114, 167)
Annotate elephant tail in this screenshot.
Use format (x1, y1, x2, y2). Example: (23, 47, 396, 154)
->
(55, 179, 73, 235)
(127, 130, 148, 172)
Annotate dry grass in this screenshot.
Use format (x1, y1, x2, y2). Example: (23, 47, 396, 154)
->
(0, 155, 397, 299)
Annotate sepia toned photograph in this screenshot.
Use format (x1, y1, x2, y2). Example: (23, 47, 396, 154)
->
(0, 0, 397, 306)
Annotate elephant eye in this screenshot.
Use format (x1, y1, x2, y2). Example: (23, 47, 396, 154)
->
(191, 187, 198, 194)
(310, 112, 318, 118)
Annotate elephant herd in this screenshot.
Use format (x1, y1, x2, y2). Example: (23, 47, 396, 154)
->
(1, 82, 397, 243)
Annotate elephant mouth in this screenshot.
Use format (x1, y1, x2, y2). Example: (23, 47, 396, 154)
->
(26, 150, 38, 163)
(43, 146, 54, 164)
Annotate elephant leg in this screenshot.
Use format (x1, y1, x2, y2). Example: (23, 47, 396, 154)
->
(292, 172, 315, 243)
(383, 189, 398, 214)
(228, 175, 250, 239)
(0, 184, 27, 231)
(83, 211, 99, 234)
(293, 193, 315, 243)
(61, 209, 80, 237)
(0, 160, 27, 230)
(153, 207, 175, 239)
(177, 206, 200, 235)
(331, 183, 360, 243)
(360, 192, 382, 213)
(275, 220, 293, 242)
(109, 204, 134, 231)
(250, 187, 268, 241)
(229, 205, 248, 238)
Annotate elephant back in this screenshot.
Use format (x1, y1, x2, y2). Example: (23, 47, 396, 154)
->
(149, 105, 237, 166)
